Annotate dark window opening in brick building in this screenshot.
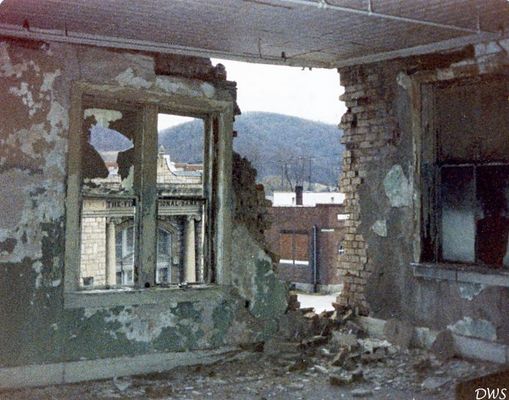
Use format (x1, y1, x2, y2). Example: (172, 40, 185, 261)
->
(423, 77, 509, 268)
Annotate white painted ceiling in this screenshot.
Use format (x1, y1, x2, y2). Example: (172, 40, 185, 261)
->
(0, 0, 508, 67)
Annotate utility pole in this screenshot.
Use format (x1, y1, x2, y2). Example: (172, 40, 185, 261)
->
(279, 160, 285, 190)
(308, 157, 312, 191)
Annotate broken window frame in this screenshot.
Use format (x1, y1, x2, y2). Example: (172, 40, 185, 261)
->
(64, 82, 234, 307)
(438, 162, 509, 265)
(416, 75, 509, 268)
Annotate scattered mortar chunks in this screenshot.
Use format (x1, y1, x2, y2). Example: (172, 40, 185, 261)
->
(351, 388, 374, 397)
(329, 370, 354, 386)
(263, 303, 503, 397)
(300, 335, 328, 349)
(320, 347, 332, 357)
(330, 331, 359, 348)
(330, 347, 349, 367)
(314, 364, 329, 374)
(421, 376, 451, 392)
(357, 338, 392, 353)
(112, 376, 131, 392)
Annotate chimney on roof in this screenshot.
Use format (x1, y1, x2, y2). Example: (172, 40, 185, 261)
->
(295, 185, 303, 206)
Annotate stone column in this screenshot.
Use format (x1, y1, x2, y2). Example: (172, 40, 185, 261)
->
(106, 219, 117, 286)
(196, 215, 204, 283)
(184, 216, 196, 283)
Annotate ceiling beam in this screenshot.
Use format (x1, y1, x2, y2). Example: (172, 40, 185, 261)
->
(0, 24, 504, 70)
(275, 0, 494, 34)
(0, 22, 332, 68)
(333, 31, 504, 67)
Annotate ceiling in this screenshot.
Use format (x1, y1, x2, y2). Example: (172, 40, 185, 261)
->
(0, 0, 508, 68)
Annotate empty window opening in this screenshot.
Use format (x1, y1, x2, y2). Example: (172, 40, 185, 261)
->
(77, 104, 209, 289)
(422, 77, 509, 268)
(157, 113, 205, 285)
(79, 106, 137, 289)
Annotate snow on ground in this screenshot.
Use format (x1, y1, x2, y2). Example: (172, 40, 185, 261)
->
(297, 293, 338, 313)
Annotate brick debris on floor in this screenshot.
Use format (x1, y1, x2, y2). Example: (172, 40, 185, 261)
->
(1, 293, 503, 399)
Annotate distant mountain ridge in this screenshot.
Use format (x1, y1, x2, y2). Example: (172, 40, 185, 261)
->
(159, 112, 343, 187)
(92, 112, 343, 187)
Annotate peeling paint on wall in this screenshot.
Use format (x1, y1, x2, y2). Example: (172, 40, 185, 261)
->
(0, 41, 67, 265)
(104, 307, 180, 343)
(9, 82, 42, 117)
(32, 260, 43, 289)
(383, 165, 412, 208)
(0, 42, 40, 78)
(338, 35, 509, 352)
(0, 38, 289, 374)
(448, 317, 496, 341)
(155, 76, 215, 98)
(115, 67, 151, 89)
(396, 72, 411, 90)
(458, 282, 486, 301)
(83, 108, 122, 127)
(371, 220, 387, 237)
(200, 82, 215, 98)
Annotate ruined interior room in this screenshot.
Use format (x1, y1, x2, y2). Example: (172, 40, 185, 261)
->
(1, 0, 509, 398)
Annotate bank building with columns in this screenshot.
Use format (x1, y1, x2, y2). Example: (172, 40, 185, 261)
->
(80, 145, 204, 289)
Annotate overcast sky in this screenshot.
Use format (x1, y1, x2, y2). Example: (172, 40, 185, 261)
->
(158, 59, 345, 130)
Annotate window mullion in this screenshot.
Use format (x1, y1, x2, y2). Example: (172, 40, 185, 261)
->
(473, 164, 478, 264)
(203, 115, 216, 284)
(135, 104, 158, 288)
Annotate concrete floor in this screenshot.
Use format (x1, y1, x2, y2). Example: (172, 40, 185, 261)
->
(297, 293, 338, 313)
(1, 349, 496, 399)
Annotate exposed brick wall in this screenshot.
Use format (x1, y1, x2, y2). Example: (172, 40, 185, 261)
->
(277, 263, 311, 284)
(265, 204, 346, 286)
(336, 63, 401, 312)
(335, 42, 509, 315)
(232, 152, 272, 247)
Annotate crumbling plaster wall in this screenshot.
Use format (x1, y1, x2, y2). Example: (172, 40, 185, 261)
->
(231, 153, 288, 338)
(337, 38, 509, 345)
(0, 38, 287, 370)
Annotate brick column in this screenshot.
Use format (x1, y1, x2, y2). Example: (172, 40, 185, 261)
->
(336, 64, 398, 313)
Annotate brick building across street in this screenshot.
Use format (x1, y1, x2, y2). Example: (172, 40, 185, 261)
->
(265, 187, 346, 293)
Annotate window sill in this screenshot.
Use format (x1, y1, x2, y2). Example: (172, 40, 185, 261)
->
(64, 284, 224, 309)
(411, 262, 509, 288)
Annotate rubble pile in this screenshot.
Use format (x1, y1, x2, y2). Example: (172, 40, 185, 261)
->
(1, 294, 501, 400)
(270, 293, 499, 397)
